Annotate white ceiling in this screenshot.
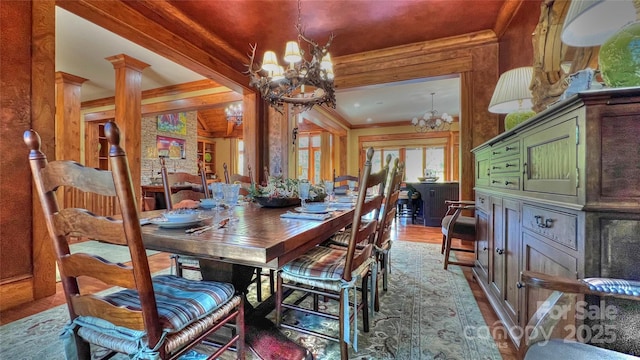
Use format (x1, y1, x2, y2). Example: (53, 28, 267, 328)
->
(56, 6, 461, 125)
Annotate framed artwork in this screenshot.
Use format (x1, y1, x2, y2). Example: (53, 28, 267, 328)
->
(157, 112, 187, 135)
(156, 136, 186, 159)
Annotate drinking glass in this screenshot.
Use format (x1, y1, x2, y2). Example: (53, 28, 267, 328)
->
(211, 182, 224, 212)
(222, 183, 241, 222)
(348, 180, 357, 196)
(298, 181, 310, 209)
(324, 180, 334, 202)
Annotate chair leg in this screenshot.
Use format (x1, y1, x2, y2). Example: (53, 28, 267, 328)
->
(441, 234, 447, 254)
(255, 267, 263, 302)
(75, 333, 91, 360)
(237, 298, 246, 360)
(269, 269, 275, 295)
(361, 275, 369, 333)
(382, 252, 389, 292)
(339, 289, 348, 360)
(275, 272, 283, 327)
(443, 235, 452, 270)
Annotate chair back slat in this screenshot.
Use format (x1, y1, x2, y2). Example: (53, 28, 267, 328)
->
(52, 209, 127, 245)
(25, 121, 163, 346)
(333, 168, 360, 191)
(223, 162, 254, 196)
(60, 253, 136, 289)
(41, 161, 116, 196)
(70, 295, 145, 330)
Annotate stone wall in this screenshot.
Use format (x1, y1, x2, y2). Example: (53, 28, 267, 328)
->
(140, 111, 198, 185)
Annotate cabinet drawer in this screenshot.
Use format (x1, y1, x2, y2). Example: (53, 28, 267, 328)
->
(475, 192, 490, 213)
(522, 204, 577, 250)
(490, 175, 520, 190)
(491, 157, 521, 174)
(491, 139, 520, 159)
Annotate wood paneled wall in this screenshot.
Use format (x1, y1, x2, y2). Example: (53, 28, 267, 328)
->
(0, 0, 56, 310)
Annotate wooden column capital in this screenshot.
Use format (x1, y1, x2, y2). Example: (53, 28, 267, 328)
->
(55, 71, 88, 86)
(106, 53, 150, 72)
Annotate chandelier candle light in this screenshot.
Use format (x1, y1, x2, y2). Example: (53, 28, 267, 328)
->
(247, 0, 336, 113)
(411, 92, 453, 132)
(225, 103, 243, 126)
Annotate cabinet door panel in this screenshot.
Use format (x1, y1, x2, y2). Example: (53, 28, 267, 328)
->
(490, 198, 504, 298)
(475, 209, 489, 281)
(521, 231, 577, 333)
(503, 199, 520, 326)
(523, 116, 578, 196)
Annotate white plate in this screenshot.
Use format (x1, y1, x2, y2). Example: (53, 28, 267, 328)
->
(150, 216, 210, 229)
(295, 207, 331, 214)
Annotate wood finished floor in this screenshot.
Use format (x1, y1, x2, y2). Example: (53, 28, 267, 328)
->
(0, 218, 517, 359)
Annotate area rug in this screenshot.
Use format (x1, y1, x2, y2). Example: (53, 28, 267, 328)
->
(0, 241, 502, 360)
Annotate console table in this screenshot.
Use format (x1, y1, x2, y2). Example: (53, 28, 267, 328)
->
(409, 182, 459, 227)
(471, 88, 640, 353)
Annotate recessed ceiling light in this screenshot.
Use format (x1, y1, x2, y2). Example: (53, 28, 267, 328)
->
(354, 102, 361, 108)
(366, 118, 373, 122)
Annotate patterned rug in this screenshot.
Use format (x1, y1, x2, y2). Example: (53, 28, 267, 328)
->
(0, 241, 501, 360)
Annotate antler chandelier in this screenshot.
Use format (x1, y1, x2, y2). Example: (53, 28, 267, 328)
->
(411, 92, 453, 132)
(225, 103, 243, 126)
(247, 0, 336, 114)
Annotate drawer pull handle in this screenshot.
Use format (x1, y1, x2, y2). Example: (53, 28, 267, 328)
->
(492, 166, 500, 170)
(483, 246, 488, 251)
(492, 180, 500, 184)
(505, 163, 514, 168)
(506, 146, 516, 151)
(480, 198, 485, 204)
(486, 170, 490, 176)
(516, 282, 525, 289)
(496, 248, 504, 255)
(504, 181, 512, 186)
(492, 151, 499, 155)
(534, 215, 553, 228)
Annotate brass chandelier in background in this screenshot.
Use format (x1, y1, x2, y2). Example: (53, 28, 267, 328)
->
(411, 92, 453, 132)
(247, 0, 336, 114)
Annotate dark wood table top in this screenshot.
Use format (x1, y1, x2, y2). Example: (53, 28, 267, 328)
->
(140, 204, 354, 269)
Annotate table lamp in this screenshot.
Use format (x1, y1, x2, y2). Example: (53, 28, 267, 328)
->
(561, 0, 639, 87)
(488, 67, 536, 131)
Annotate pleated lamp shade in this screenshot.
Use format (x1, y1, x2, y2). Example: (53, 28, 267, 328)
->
(561, 0, 636, 47)
(488, 67, 534, 114)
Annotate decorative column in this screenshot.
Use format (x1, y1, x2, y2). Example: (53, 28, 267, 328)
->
(106, 54, 149, 205)
(55, 71, 87, 163)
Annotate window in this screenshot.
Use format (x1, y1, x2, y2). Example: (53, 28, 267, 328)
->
(373, 145, 446, 182)
(297, 132, 321, 182)
(237, 139, 244, 175)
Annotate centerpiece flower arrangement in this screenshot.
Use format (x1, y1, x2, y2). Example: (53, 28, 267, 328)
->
(248, 176, 326, 207)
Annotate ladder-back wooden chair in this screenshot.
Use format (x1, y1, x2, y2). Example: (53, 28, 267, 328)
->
(160, 157, 209, 210)
(160, 158, 210, 277)
(441, 200, 477, 269)
(25, 121, 244, 360)
(373, 159, 404, 311)
(333, 168, 360, 193)
(276, 147, 385, 360)
(520, 271, 639, 360)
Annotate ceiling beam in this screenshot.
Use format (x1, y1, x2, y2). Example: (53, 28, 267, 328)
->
(57, 0, 252, 94)
(83, 91, 243, 121)
(81, 79, 225, 109)
(493, 0, 525, 39)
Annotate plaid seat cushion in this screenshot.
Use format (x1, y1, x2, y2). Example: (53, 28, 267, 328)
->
(102, 275, 235, 333)
(282, 246, 349, 281)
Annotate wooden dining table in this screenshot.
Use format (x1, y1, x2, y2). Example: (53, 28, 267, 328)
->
(140, 202, 355, 359)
